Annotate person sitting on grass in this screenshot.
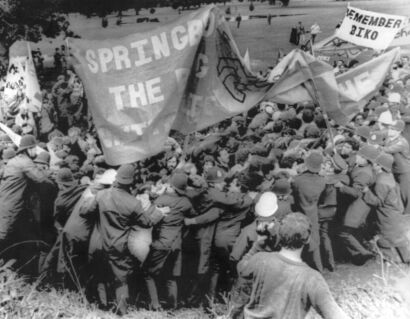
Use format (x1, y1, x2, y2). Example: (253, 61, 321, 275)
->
(237, 212, 349, 319)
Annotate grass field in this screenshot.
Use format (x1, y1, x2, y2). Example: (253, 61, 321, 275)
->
(35, 0, 410, 71)
(1, 257, 409, 319)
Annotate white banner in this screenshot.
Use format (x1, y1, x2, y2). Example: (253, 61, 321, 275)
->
(390, 23, 410, 48)
(336, 6, 408, 50)
(3, 41, 42, 115)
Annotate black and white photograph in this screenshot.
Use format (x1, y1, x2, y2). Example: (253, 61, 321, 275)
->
(0, 0, 409, 318)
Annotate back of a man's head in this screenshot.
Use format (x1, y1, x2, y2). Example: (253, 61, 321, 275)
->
(279, 213, 311, 250)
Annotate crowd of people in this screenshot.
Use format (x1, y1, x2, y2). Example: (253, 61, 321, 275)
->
(0, 19, 410, 319)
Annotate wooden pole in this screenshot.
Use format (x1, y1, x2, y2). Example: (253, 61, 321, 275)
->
(296, 60, 336, 151)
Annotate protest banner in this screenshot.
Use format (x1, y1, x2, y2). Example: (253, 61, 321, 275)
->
(70, 5, 272, 166)
(266, 48, 399, 124)
(266, 49, 347, 125)
(335, 6, 408, 50)
(313, 34, 374, 66)
(3, 41, 42, 116)
(337, 47, 400, 119)
(390, 23, 410, 49)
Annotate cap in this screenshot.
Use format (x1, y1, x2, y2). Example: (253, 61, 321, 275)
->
(272, 179, 291, 196)
(357, 144, 378, 162)
(2, 148, 16, 161)
(355, 126, 371, 140)
(304, 125, 320, 138)
(391, 120, 405, 132)
(255, 192, 278, 218)
(56, 168, 76, 186)
(375, 153, 394, 172)
(116, 164, 135, 185)
(238, 172, 264, 191)
(368, 131, 386, 145)
(205, 167, 226, 183)
(304, 151, 323, 173)
(34, 151, 50, 165)
(171, 173, 188, 194)
(18, 134, 36, 152)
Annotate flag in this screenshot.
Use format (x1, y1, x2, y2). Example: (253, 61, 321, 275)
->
(3, 41, 42, 116)
(266, 48, 400, 124)
(69, 5, 272, 166)
(266, 49, 347, 125)
(243, 48, 251, 71)
(313, 34, 374, 66)
(337, 47, 400, 119)
(390, 22, 410, 49)
(335, 6, 408, 50)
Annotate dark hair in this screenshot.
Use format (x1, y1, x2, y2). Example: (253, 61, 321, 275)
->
(314, 114, 327, 129)
(302, 109, 314, 123)
(343, 138, 360, 151)
(272, 120, 284, 133)
(279, 213, 311, 249)
(280, 156, 296, 169)
(287, 117, 302, 130)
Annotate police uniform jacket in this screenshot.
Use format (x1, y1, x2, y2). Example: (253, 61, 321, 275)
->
(153, 192, 194, 251)
(382, 135, 410, 174)
(0, 153, 51, 241)
(292, 171, 326, 250)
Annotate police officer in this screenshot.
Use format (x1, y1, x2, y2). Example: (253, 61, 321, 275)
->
(88, 164, 170, 314)
(183, 166, 251, 306)
(292, 151, 326, 272)
(0, 135, 53, 274)
(143, 173, 195, 310)
(337, 145, 377, 265)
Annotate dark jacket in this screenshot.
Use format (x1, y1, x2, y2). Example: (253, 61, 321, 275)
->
(340, 164, 375, 228)
(153, 192, 194, 250)
(363, 172, 408, 247)
(292, 171, 326, 250)
(382, 135, 410, 174)
(0, 153, 51, 241)
(90, 184, 163, 261)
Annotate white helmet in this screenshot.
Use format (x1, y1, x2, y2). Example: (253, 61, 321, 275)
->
(388, 92, 401, 104)
(378, 110, 394, 125)
(255, 192, 278, 218)
(95, 169, 117, 185)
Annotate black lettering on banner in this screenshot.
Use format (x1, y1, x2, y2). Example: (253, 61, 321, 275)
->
(371, 31, 378, 40)
(350, 25, 357, 35)
(364, 29, 372, 39)
(216, 30, 271, 103)
(353, 13, 363, 23)
(357, 27, 365, 37)
(368, 17, 379, 26)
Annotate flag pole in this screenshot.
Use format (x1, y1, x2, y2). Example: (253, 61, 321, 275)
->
(296, 59, 336, 151)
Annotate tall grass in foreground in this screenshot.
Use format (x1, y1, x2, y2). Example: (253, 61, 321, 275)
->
(0, 258, 409, 319)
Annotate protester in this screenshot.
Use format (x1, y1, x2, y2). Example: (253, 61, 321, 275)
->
(237, 212, 348, 319)
(310, 22, 321, 44)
